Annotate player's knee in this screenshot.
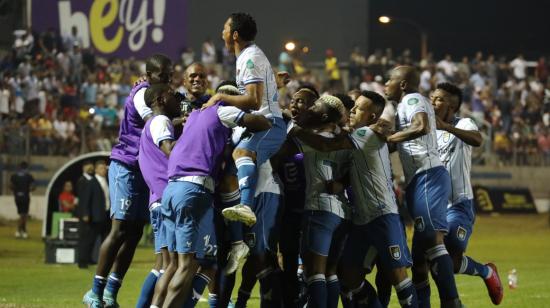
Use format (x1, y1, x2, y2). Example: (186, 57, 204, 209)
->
(450, 252, 463, 273)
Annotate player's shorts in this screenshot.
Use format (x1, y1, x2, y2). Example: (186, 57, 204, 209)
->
(445, 199, 476, 253)
(244, 192, 283, 255)
(343, 213, 412, 272)
(406, 166, 451, 239)
(14, 195, 30, 214)
(108, 160, 149, 221)
(301, 210, 344, 257)
(161, 181, 214, 257)
(150, 202, 166, 254)
(235, 116, 287, 166)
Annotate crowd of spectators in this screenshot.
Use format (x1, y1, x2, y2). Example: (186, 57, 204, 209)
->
(1, 27, 549, 166)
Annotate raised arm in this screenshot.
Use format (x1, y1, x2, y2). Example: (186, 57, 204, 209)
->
(436, 117, 482, 147)
(204, 83, 264, 111)
(387, 112, 430, 143)
(240, 113, 272, 132)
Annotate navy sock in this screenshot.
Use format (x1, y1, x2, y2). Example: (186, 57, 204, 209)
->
(459, 255, 490, 278)
(208, 293, 218, 308)
(415, 280, 431, 308)
(235, 157, 257, 207)
(352, 280, 382, 308)
(427, 245, 459, 301)
(395, 278, 418, 308)
(105, 272, 122, 298)
(92, 275, 107, 298)
(135, 269, 159, 308)
(307, 274, 327, 308)
(376, 271, 392, 307)
(183, 272, 211, 308)
(235, 289, 251, 308)
(326, 275, 340, 308)
(257, 267, 283, 308)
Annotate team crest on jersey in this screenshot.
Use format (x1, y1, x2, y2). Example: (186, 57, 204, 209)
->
(443, 132, 451, 143)
(245, 232, 256, 248)
(457, 226, 468, 241)
(246, 59, 255, 69)
(389, 245, 402, 260)
(356, 129, 366, 137)
(322, 159, 336, 168)
(407, 98, 419, 105)
(414, 217, 425, 232)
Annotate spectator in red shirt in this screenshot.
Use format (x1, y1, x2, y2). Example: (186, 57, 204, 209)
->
(58, 180, 76, 213)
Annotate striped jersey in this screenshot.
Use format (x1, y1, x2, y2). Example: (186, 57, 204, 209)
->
(436, 117, 478, 205)
(348, 126, 398, 225)
(294, 131, 352, 219)
(236, 44, 282, 118)
(396, 93, 443, 186)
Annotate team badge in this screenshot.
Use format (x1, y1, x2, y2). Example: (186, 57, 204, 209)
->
(245, 232, 256, 248)
(407, 98, 419, 105)
(414, 217, 425, 232)
(443, 132, 451, 143)
(356, 129, 366, 137)
(246, 59, 255, 69)
(389, 245, 402, 260)
(457, 226, 468, 241)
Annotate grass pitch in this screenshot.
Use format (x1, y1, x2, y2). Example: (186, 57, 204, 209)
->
(0, 214, 549, 307)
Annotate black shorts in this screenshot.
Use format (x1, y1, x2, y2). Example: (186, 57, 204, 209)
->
(15, 195, 30, 214)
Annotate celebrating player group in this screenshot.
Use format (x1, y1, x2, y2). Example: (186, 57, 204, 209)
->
(81, 12, 504, 308)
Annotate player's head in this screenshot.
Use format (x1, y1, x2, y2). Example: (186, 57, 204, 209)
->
(94, 160, 108, 177)
(146, 54, 173, 85)
(82, 160, 94, 175)
(223, 13, 257, 52)
(216, 80, 239, 95)
(384, 66, 419, 102)
(303, 95, 345, 128)
(290, 86, 319, 125)
(431, 82, 463, 119)
(63, 181, 73, 192)
(350, 91, 386, 128)
(335, 93, 355, 127)
(183, 62, 207, 99)
(144, 83, 182, 119)
(19, 161, 28, 170)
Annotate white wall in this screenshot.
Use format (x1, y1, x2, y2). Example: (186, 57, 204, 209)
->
(0, 195, 46, 220)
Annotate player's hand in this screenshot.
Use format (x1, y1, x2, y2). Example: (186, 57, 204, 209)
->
(436, 116, 450, 131)
(326, 180, 345, 194)
(276, 71, 290, 89)
(201, 94, 221, 110)
(82, 216, 89, 223)
(133, 75, 147, 87)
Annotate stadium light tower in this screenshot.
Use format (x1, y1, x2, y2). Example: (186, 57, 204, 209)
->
(378, 15, 428, 59)
(285, 41, 296, 52)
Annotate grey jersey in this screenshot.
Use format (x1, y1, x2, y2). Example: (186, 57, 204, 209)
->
(349, 126, 398, 225)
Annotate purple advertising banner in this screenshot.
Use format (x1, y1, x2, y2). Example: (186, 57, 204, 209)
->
(32, 0, 186, 60)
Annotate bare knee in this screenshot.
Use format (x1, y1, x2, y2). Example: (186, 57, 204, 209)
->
(232, 148, 256, 161)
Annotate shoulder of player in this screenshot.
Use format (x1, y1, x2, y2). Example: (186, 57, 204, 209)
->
(149, 114, 172, 130)
(455, 117, 478, 130)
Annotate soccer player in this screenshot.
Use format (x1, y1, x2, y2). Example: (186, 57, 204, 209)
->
(432, 82, 503, 305)
(10, 161, 35, 239)
(290, 91, 418, 308)
(289, 95, 351, 308)
(160, 92, 272, 307)
(83, 54, 173, 308)
(180, 62, 211, 110)
(136, 84, 182, 308)
(203, 12, 287, 226)
(385, 66, 461, 307)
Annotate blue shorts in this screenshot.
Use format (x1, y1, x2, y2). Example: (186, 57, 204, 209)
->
(343, 214, 412, 272)
(108, 160, 149, 221)
(244, 192, 283, 255)
(235, 116, 287, 165)
(301, 210, 343, 257)
(161, 181, 214, 257)
(150, 204, 166, 253)
(445, 199, 475, 254)
(406, 166, 451, 239)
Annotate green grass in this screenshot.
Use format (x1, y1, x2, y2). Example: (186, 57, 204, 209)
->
(0, 214, 549, 307)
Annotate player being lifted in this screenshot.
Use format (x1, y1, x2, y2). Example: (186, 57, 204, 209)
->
(202, 12, 287, 227)
(431, 82, 503, 305)
(385, 66, 461, 308)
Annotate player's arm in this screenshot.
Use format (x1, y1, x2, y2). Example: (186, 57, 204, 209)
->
(151, 116, 175, 157)
(205, 83, 264, 111)
(159, 140, 176, 156)
(218, 106, 272, 132)
(240, 112, 272, 132)
(387, 112, 430, 143)
(436, 117, 482, 147)
(30, 175, 36, 192)
(289, 126, 354, 152)
(134, 88, 153, 122)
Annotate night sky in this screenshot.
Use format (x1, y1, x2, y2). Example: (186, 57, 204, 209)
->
(369, 0, 550, 60)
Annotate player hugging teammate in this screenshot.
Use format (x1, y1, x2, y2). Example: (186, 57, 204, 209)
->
(82, 11, 504, 308)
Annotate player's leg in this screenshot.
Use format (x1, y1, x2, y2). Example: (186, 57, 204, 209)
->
(234, 255, 258, 308)
(325, 221, 349, 308)
(411, 236, 431, 308)
(279, 208, 302, 307)
(151, 251, 177, 307)
(375, 263, 393, 308)
(163, 253, 200, 307)
(445, 200, 503, 305)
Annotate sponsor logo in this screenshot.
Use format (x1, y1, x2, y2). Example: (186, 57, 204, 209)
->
(356, 129, 366, 137)
(246, 59, 255, 69)
(407, 98, 419, 105)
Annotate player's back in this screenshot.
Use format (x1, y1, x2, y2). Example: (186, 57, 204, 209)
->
(396, 92, 442, 185)
(236, 44, 281, 118)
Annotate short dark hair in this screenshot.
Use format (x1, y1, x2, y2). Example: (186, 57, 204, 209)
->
(82, 160, 93, 167)
(146, 54, 172, 73)
(360, 90, 386, 118)
(230, 12, 257, 42)
(215, 80, 239, 95)
(19, 161, 28, 169)
(436, 82, 463, 111)
(94, 159, 107, 167)
(297, 83, 320, 99)
(335, 93, 355, 111)
(144, 84, 171, 107)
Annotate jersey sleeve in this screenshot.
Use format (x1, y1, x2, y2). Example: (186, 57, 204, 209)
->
(406, 96, 429, 122)
(241, 54, 265, 85)
(217, 106, 245, 128)
(456, 117, 479, 131)
(292, 137, 315, 153)
(349, 127, 377, 150)
(133, 88, 153, 120)
(149, 115, 174, 147)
